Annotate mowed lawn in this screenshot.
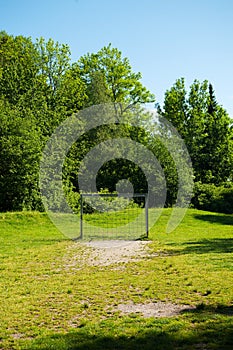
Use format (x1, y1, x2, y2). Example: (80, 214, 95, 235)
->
(0, 209, 233, 349)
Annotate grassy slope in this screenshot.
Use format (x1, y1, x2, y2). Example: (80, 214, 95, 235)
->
(0, 209, 233, 349)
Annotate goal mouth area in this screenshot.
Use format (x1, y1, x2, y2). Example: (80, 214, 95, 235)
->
(79, 193, 149, 241)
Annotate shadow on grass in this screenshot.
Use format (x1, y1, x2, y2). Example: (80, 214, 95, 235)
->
(165, 238, 233, 256)
(23, 331, 175, 350)
(21, 313, 233, 350)
(182, 303, 233, 316)
(180, 238, 233, 254)
(194, 213, 233, 225)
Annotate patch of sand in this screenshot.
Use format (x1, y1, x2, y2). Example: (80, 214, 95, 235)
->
(117, 301, 195, 318)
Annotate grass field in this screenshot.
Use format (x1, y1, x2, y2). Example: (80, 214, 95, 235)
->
(0, 209, 233, 349)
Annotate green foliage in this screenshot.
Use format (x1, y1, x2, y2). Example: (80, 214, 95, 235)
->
(55, 66, 87, 115)
(192, 182, 233, 214)
(64, 120, 152, 203)
(0, 31, 39, 104)
(0, 100, 43, 211)
(77, 43, 155, 107)
(82, 188, 141, 214)
(162, 78, 233, 185)
(0, 30, 233, 214)
(0, 32, 88, 211)
(35, 37, 71, 94)
(148, 137, 178, 207)
(162, 77, 187, 138)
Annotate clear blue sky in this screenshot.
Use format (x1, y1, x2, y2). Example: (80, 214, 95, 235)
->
(1, 0, 233, 117)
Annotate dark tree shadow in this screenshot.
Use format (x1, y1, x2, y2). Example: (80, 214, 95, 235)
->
(181, 304, 233, 316)
(194, 213, 233, 226)
(164, 238, 233, 256)
(22, 329, 176, 350)
(178, 238, 233, 255)
(162, 212, 233, 256)
(21, 312, 233, 350)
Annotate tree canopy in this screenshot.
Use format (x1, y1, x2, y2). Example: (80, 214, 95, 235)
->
(76, 44, 155, 107)
(162, 78, 233, 185)
(0, 31, 232, 214)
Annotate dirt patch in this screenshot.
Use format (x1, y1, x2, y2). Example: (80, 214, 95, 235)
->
(83, 240, 153, 266)
(117, 301, 195, 318)
(64, 240, 154, 269)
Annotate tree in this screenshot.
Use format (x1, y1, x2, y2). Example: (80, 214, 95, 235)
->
(83, 70, 112, 106)
(0, 31, 39, 105)
(76, 43, 155, 107)
(0, 32, 87, 212)
(55, 66, 87, 116)
(0, 99, 42, 211)
(162, 79, 233, 185)
(162, 78, 187, 138)
(35, 38, 87, 124)
(35, 37, 71, 95)
(62, 44, 156, 204)
(199, 83, 233, 183)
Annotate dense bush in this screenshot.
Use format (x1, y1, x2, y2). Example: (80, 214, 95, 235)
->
(192, 182, 233, 214)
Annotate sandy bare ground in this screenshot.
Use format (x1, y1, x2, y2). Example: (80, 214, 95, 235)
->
(117, 301, 195, 318)
(84, 239, 153, 266)
(64, 240, 154, 269)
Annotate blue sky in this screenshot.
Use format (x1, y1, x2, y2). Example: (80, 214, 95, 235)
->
(1, 0, 233, 117)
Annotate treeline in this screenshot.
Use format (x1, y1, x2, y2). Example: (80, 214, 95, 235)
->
(0, 31, 233, 213)
(161, 79, 233, 212)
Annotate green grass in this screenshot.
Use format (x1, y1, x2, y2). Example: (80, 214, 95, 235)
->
(0, 209, 233, 349)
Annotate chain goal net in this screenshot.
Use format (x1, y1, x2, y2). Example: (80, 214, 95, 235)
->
(79, 193, 148, 241)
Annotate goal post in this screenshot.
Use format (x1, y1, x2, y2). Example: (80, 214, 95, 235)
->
(80, 193, 148, 240)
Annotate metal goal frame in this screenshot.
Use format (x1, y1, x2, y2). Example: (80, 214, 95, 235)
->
(80, 193, 149, 240)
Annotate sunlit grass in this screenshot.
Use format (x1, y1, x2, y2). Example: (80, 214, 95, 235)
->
(0, 209, 233, 349)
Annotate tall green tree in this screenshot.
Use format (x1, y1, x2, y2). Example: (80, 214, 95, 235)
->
(0, 32, 87, 211)
(63, 44, 156, 203)
(162, 77, 187, 138)
(76, 43, 155, 107)
(0, 99, 42, 211)
(199, 83, 232, 183)
(35, 37, 87, 117)
(162, 78, 233, 185)
(35, 37, 71, 95)
(0, 31, 39, 105)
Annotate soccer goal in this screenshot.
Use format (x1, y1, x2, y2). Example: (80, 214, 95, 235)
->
(80, 193, 148, 240)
